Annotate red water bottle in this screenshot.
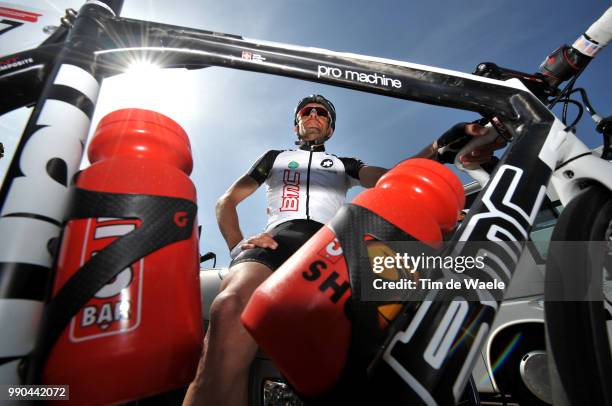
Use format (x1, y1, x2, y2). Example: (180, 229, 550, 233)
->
(42, 109, 203, 404)
(241, 158, 464, 398)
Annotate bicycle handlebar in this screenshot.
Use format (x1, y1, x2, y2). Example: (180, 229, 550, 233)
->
(585, 6, 612, 47)
(456, 6, 611, 186)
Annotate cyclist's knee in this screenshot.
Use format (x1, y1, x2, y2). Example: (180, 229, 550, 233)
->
(209, 290, 246, 328)
(209, 262, 271, 331)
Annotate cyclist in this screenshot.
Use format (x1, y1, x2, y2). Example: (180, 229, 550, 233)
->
(183, 94, 503, 406)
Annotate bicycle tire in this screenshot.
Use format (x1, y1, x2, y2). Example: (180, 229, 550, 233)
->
(545, 184, 612, 406)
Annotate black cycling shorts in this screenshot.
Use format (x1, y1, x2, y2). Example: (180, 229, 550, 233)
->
(230, 219, 324, 271)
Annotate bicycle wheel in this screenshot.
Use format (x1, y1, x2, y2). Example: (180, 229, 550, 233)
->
(545, 184, 612, 405)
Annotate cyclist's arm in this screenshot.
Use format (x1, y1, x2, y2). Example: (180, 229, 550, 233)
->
(358, 143, 436, 187)
(216, 175, 260, 250)
(218, 149, 282, 251)
(413, 142, 438, 159)
(359, 123, 502, 187)
(358, 165, 387, 188)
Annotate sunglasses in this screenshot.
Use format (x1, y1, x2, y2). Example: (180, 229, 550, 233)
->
(297, 106, 330, 120)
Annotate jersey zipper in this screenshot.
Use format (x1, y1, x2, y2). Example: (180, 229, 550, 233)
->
(306, 149, 313, 219)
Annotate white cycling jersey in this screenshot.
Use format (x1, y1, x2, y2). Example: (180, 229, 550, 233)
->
(246, 145, 364, 230)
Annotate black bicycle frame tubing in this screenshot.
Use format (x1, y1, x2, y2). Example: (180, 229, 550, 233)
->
(0, 0, 122, 381)
(375, 122, 558, 404)
(0, 44, 62, 115)
(95, 17, 522, 120)
(0, 6, 559, 401)
(0, 13, 75, 114)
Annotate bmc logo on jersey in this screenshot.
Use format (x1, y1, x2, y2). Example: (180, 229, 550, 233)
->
(280, 169, 300, 212)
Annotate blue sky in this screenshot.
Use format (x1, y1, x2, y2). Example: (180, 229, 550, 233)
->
(1, 0, 611, 266)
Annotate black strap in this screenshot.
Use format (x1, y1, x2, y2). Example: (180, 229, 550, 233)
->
(330, 205, 409, 358)
(329, 206, 436, 383)
(27, 188, 197, 383)
(301, 204, 438, 404)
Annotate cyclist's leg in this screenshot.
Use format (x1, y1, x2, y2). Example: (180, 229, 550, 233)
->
(183, 220, 324, 405)
(183, 261, 272, 406)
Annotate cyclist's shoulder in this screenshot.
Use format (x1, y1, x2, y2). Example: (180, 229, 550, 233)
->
(321, 151, 365, 179)
(326, 152, 365, 166)
(252, 149, 286, 163)
(259, 148, 286, 156)
(247, 149, 288, 184)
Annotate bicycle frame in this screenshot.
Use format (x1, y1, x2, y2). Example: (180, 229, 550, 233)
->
(0, 0, 610, 404)
(548, 132, 612, 204)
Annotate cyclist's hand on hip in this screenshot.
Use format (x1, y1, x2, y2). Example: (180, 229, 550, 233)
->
(229, 232, 279, 259)
(241, 233, 279, 250)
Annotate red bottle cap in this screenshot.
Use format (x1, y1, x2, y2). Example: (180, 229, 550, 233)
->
(89, 109, 193, 174)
